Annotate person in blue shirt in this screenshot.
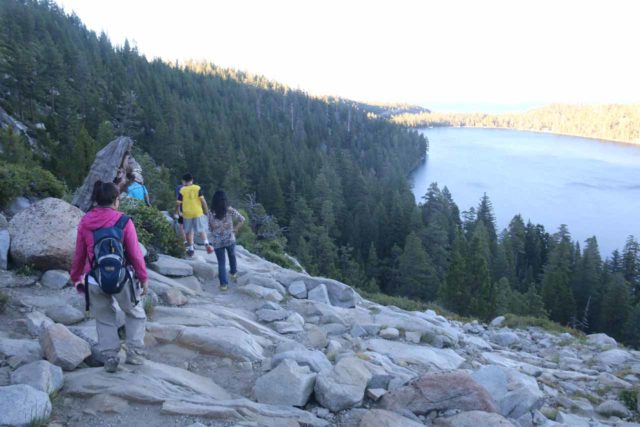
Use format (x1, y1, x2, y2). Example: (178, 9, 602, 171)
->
(126, 172, 150, 206)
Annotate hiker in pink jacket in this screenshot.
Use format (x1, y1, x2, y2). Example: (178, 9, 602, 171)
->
(70, 180, 148, 373)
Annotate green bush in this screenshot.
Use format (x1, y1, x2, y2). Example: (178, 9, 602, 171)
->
(0, 290, 7, 313)
(0, 161, 66, 207)
(503, 313, 579, 335)
(119, 198, 184, 258)
(619, 389, 638, 413)
(236, 208, 301, 271)
(358, 290, 430, 312)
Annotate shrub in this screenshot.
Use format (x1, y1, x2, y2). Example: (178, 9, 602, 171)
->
(119, 198, 184, 258)
(0, 290, 7, 313)
(619, 389, 638, 412)
(0, 161, 66, 207)
(503, 313, 579, 336)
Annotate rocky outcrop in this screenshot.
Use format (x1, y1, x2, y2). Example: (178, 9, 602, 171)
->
(2, 224, 640, 426)
(8, 198, 83, 270)
(72, 136, 134, 212)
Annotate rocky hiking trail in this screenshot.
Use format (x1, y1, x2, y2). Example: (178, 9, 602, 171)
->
(1, 201, 640, 426)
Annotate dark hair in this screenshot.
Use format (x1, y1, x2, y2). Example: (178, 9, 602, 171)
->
(182, 173, 193, 183)
(212, 190, 228, 220)
(91, 180, 120, 207)
(126, 172, 135, 181)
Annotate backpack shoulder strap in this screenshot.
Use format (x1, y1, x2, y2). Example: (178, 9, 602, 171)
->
(115, 214, 130, 230)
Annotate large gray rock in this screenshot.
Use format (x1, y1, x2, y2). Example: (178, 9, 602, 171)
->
(273, 312, 305, 334)
(471, 364, 544, 419)
(254, 359, 316, 407)
(0, 384, 52, 427)
(8, 198, 83, 270)
(379, 327, 400, 340)
(595, 399, 631, 418)
(272, 350, 332, 373)
(238, 284, 283, 302)
(176, 326, 264, 362)
(183, 259, 216, 282)
(159, 288, 187, 306)
(40, 323, 91, 370)
(72, 136, 134, 212)
(304, 276, 358, 308)
(150, 254, 194, 277)
(433, 410, 516, 427)
(380, 371, 497, 415)
(41, 270, 70, 290)
(24, 311, 55, 337)
(587, 333, 617, 349)
(314, 357, 372, 412)
(288, 280, 307, 298)
(358, 409, 424, 427)
(597, 349, 633, 367)
(0, 338, 43, 368)
(490, 331, 520, 347)
(0, 229, 9, 270)
(45, 304, 84, 325)
(366, 339, 465, 370)
(308, 283, 331, 305)
(11, 360, 64, 394)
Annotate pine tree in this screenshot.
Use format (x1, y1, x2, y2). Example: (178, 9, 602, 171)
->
(541, 225, 576, 324)
(440, 233, 468, 314)
(599, 273, 631, 341)
(398, 232, 439, 302)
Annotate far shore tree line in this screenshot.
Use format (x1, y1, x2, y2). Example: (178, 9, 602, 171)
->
(390, 104, 640, 144)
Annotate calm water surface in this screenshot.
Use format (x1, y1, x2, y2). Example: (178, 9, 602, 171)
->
(411, 127, 640, 256)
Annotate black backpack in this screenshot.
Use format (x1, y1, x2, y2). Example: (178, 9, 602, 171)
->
(91, 215, 132, 294)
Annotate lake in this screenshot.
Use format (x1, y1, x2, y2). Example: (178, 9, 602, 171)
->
(410, 127, 640, 256)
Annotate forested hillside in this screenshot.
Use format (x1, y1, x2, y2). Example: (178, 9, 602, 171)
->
(1, 0, 639, 347)
(0, 0, 426, 282)
(391, 104, 640, 144)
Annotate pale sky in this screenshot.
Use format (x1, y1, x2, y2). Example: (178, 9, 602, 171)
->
(55, 0, 640, 111)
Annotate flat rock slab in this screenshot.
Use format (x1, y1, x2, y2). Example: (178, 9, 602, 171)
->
(11, 360, 64, 394)
(45, 304, 85, 325)
(177, 326, 265, 362)
(238, 284, 283, 302)
(366, 338, 465, 370)
(434, 410, 516, 427)
(358, 409, 424, 427)
(64, 360, 231, 404)
(150, 255, 194, 277)
(0, 384, 52, 427)
(161, 399, 328, 427)
(0, 269, 38, 288)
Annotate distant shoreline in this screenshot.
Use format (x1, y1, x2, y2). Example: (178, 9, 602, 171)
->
(420, 125, 640, 147)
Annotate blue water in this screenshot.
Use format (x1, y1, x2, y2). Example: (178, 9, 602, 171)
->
(411, 127, 640, 256)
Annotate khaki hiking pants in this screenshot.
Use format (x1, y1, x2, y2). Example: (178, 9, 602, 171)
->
(89, 280, 146, 359)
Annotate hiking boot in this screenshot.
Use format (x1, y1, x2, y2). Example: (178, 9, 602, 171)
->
(220, 284, 229, 292)
(230, 273, 237, 282)
(125, 351, 145, 366)
(186, 248, 195, 257)
(104, 357, 119, 373)
(205, 244, 214, 254)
